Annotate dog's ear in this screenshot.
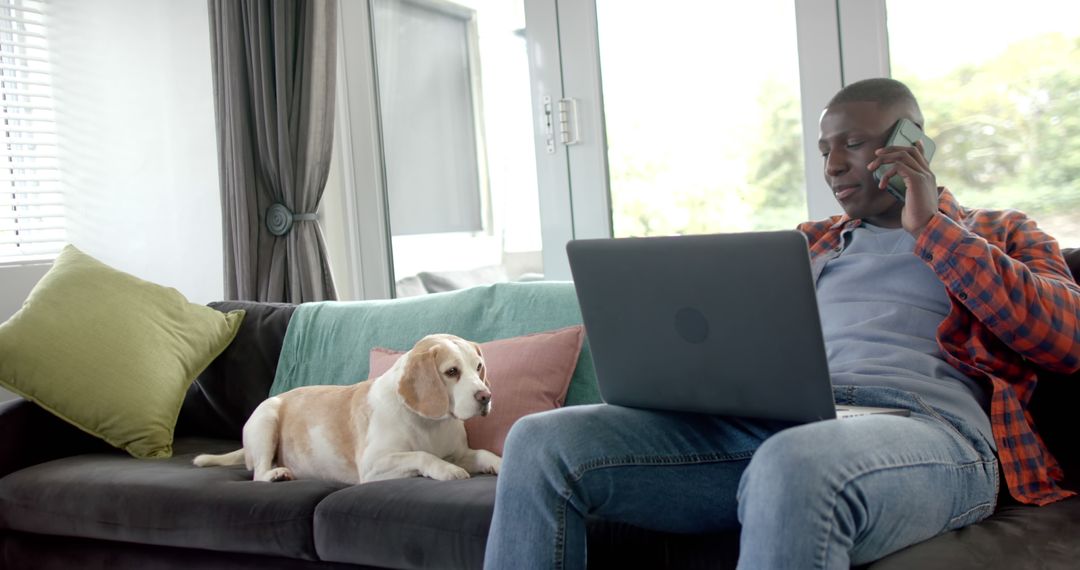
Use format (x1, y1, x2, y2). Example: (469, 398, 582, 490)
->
(398, 344, 451, 419)
(470, 341, 488, 384)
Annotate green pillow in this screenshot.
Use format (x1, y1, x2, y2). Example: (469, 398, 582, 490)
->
(0, 245, 244, 458)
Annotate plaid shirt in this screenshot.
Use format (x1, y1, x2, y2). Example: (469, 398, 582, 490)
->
(798, 188, 1080, 506)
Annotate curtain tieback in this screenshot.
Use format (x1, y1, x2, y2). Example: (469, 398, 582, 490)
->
(266, 203, 318, 236)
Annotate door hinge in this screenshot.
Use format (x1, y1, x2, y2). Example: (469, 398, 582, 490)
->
(543, 96, 580, 154)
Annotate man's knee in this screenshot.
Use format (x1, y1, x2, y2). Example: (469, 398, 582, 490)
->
(504, 411, 551, 449)
(737, 425, 847, 509)
(502, 407, 588, 471)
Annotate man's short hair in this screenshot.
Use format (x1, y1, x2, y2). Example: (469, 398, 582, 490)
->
(827, 77, 920, 111)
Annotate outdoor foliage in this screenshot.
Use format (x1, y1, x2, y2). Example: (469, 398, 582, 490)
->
(611, 33, 1080, 242)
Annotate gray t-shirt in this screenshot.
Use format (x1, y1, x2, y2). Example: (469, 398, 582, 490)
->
(815, 223, 995, 448)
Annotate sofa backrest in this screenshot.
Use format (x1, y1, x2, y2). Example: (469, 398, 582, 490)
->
(175, 301, 297, 440)
(177, 283, 603, 440)
(268, 281, 600, 406)
(1028, 247, 1080, 487)
(177, 255, 1080, 489)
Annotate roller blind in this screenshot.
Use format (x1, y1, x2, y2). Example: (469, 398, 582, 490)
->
(372, 0, 484, 236)
(0, 0, 60, 263)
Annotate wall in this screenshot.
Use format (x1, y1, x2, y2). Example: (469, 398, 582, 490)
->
(0, 0, 222, 402)
(50, 0, 223, 303)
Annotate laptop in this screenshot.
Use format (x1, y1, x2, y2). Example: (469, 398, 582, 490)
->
(565, 230, 909, 423)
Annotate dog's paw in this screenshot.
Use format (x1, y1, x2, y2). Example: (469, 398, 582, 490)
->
(264, 467, 295, 482)
(479, 456, 502, 475)
(427, 463, 470, 481)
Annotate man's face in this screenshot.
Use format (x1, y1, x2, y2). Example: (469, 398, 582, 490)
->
(818, 101, 911, 226)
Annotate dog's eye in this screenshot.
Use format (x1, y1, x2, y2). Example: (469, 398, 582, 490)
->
(445, 367, 459, 377)
(476, 363, 483, 372)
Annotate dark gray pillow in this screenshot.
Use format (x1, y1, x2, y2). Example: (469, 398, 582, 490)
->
(175, 301, 297, 440)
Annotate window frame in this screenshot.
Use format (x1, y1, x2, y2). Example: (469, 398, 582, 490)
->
(329, 0, 909, 299)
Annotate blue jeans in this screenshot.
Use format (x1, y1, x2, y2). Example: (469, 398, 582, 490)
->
(483, 386, 998, 569)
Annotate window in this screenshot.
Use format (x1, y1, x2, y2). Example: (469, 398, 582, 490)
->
(0, 0, 60, 263)
(368, 0, 543, 297)
(372, 0, 486, 237)
(595, 0, 807, 237)
(886, 0, 1080, 244)
(337, 0, 1080, 299)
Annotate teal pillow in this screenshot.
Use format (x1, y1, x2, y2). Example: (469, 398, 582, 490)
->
(0, 245, 244, 458)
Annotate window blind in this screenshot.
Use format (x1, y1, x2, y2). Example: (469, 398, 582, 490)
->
(0, 0, 60, 263)
(372, 0, 485, 236)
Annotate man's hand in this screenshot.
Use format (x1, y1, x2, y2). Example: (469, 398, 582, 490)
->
(867, 140, 938, 237)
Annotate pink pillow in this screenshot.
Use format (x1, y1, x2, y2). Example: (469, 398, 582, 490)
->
(368, 325, 584, 455)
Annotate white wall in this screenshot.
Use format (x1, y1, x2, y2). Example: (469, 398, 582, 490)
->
(0, 0, 222, 403)
(49, 0, 223, 304)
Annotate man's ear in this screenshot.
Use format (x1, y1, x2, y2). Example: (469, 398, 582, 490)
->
(398, 345, 451, 419)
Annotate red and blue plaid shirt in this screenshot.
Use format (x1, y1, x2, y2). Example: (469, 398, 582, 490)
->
(798, 188, 1080, 506)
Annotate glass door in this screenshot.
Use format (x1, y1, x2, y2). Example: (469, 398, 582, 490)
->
(335, 0, 844, 298)
(517, 0, 827, 280)
(369, 0, 544, 297)
(593, 0, 809, 237)
(885, 0, 1080, 244)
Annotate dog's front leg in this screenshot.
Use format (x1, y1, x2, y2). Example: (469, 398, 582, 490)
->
(452, 448, 502, 475)
(362, 451, 470, 482)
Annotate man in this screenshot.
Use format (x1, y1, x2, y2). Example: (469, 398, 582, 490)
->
(483, 78, 1080, 569)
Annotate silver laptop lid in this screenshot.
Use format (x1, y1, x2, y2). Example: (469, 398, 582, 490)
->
(566, 231, 837, 423)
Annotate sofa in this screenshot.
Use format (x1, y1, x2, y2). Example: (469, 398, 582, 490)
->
(3, 253, 1080, 569)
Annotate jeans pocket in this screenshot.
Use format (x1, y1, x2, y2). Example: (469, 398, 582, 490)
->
(908, 392, 985, 457)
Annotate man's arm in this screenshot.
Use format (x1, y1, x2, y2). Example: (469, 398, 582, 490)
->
(916, 210, 1080, 374)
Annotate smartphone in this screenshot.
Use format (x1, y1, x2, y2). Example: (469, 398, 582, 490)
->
(873, 118, 936, 203)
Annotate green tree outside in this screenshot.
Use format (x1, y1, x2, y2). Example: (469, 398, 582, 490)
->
(610, 32, 1080, 242)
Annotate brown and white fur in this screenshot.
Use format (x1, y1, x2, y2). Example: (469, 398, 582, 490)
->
(193, 334, 501, 484)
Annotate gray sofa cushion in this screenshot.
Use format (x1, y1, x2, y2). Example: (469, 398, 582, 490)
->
(587, 498, 1080, 569)
(0, 399, 114, 479)
(0, 437, 345, 561)
(0, 531, 355, 570)
(862, 497, 1080, 569)
(587, 497, 1080, 569)
(314, 476, 498, 569)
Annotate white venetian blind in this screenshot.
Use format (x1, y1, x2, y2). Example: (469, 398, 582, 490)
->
(0, 0, 60, 263)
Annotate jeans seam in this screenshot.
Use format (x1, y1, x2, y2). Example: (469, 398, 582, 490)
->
(818, 458, 998, 568)
(554, 491, 566, 570)
(568, 451, 756, 482)
(946, 500, 996, 528)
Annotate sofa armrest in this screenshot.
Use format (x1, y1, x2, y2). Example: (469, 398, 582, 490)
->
(0, 399, 115, 479)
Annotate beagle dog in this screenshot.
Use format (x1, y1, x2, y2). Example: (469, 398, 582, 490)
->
(193, 334, 501, 484)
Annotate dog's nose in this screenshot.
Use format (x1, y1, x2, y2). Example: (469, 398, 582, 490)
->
(475, 390, 491, 405)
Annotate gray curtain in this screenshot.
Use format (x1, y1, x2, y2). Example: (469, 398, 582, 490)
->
(208, 0, 338, 303)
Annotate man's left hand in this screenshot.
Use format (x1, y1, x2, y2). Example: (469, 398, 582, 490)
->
(868, 140, 938, 237)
